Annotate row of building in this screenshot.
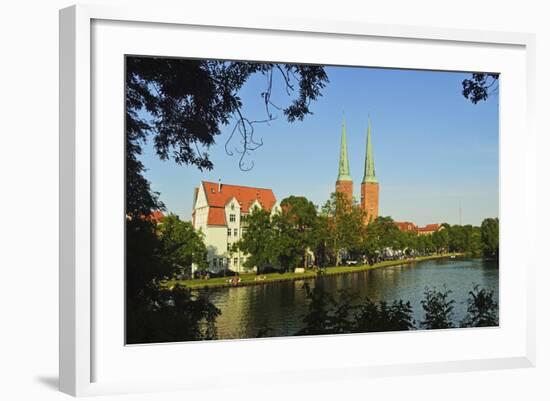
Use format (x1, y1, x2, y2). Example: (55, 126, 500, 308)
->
(184, 119, 440, 273)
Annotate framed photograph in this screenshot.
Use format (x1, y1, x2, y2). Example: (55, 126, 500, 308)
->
(59, 4, 536, 396)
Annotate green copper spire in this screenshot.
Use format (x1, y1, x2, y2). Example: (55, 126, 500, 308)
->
(362, 118, 377, 183)
(337, 118, 352, 182)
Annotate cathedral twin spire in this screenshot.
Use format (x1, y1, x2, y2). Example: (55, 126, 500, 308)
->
(337, 117, 377, 184)
(336, 116, 380, 223)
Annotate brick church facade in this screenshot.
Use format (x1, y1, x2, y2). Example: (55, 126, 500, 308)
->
(335, 118, 379, 223)
(335, 118, 440, 233)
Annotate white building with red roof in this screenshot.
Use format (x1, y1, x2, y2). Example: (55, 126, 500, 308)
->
(192, 180, 279, 273)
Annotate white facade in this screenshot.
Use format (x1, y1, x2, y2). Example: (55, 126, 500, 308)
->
(192, 183, 277, 273)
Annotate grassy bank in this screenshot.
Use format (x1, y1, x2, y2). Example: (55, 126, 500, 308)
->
(163, 253, 463, 290)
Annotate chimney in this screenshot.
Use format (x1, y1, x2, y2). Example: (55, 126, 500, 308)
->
(218, 178, 222, 193)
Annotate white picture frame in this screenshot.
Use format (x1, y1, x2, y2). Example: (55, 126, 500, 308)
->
(59, 4, 536, 397)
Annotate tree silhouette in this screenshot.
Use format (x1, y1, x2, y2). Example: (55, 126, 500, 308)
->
(420, 286, 455, 329)
(460, 285, 499, 327)
(462, 73, 499, 104)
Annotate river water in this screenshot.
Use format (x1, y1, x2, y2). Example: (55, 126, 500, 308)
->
(200, 257, 499, 340)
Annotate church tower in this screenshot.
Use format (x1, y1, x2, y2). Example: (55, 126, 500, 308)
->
(361, 119, 379, 223)
(335, 118, 353, 206)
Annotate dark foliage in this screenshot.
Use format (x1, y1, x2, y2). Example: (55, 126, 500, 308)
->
(127, 285, 220, 344)
(297, 281, 497, 336)
(126, 114, 164, 218)
(297, 273, 414, 335)
(460, 285, 499, 328)
(420, 286, 455, 329)
(126, 218, 220, 343)
(462, 73, 499, 104)
(353, 299, 415, 333)
(126, 57, 328, 173)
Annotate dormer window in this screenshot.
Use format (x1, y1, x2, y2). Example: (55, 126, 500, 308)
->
(229, 214, 236, 222)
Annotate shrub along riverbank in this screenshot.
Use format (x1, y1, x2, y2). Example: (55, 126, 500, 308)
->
(163, 253, 463, 290)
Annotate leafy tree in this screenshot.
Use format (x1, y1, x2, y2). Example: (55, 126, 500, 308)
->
(126, 57, 328, 181)
(236, 208, 277, 271)
(363, 216, 401, 262)
(462, 73, 499, 104)
(416, 234, 436, 255)
(460, 285, 499, 328)
(420, 286, 455, 329)
(320, 192, 366, 266)
(432, 227, 450, 254)
(313, 213, 331, 268)
(481, 218, 499, 259)
(270, 211, 304, 272)
(353, 299, 414, 332)
(446, 224, 482, 256)
(158, 214, 208, 278)
(236, 196, 320, 272)
(280, 196, 319, 268)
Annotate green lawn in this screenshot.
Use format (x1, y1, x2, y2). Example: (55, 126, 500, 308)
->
(162, 253, 462, 290)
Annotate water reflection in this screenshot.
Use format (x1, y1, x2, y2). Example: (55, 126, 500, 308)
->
(201, 258, 498, 339)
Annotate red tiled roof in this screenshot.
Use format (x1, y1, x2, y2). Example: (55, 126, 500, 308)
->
(202, 181, 277, 226)
(207, 207, 227, 226)
(418, 224, 441, 232)
(394, 221, 418, 232)
(136, 210, 165, 222)
(395, 221, 441, 233)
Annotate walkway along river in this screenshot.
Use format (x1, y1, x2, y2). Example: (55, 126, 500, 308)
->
(198, 257, 499, 340)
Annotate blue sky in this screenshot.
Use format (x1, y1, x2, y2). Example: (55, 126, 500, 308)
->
(138, 64, 499, 226)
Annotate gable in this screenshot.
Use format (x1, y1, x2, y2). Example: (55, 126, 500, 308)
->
(202, 181, 276, 212)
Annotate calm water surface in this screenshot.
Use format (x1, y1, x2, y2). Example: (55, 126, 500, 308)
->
(200, 257, 498, 339)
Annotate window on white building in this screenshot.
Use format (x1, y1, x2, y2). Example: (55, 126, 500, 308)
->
(227, 228, 231, 236)
(233, 228, 238, 237)
(229, 214, 236, 222)
(233, 257, 238, 266)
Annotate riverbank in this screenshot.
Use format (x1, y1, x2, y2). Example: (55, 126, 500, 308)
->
(164, 253, 463, 290)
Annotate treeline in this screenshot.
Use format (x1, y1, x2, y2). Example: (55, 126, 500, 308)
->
(235, 192, 499, 272)
(286, 277, 498, 337)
